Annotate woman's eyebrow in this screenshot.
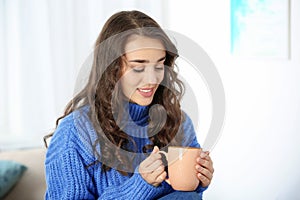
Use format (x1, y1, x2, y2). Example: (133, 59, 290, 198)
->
(129, 56, 166, 63)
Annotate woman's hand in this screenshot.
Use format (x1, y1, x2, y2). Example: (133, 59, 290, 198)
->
(139, 146, 167, 187)
(195, 151, 214, 187)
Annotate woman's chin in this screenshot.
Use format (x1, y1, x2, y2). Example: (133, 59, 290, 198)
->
(131, 98, 153, 106)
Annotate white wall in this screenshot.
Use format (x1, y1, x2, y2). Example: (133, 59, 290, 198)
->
(165, 0, 300, 199)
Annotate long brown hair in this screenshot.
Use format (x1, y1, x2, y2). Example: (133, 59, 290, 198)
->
(44, 10, 185, 175)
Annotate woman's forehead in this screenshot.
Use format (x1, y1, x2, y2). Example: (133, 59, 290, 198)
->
(124, 48, 166, 61)
(124, 35, 165, 53)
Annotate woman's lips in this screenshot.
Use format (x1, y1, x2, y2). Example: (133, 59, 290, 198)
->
(137, 88, 155, 98)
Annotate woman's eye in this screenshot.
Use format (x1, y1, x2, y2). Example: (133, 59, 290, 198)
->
(155, 64, 165, 71)
(132, 67, 144, 73)
(155, 66, 164, 70)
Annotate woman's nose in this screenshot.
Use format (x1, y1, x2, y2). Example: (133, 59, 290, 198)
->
(144, 67, 160, 84)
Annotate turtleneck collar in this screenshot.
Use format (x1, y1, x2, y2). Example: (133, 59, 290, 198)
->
(128, 102, 149, 126)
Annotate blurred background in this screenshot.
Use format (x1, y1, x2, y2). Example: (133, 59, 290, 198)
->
(1, 0, 299, 199)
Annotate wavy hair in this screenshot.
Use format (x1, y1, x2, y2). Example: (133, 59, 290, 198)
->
(44, 10, 185, 175)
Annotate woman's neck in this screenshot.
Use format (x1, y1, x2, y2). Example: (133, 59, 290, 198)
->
(128, 102, 149, 126)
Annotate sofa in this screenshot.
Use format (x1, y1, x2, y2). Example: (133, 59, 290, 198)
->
(0, 148, 46, 200)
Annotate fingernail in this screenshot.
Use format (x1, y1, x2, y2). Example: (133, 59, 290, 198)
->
(200, 152, 206, 158)
(152, 146, 159, 153)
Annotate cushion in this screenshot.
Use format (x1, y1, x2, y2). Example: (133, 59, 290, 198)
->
(0, 160, 27, 198)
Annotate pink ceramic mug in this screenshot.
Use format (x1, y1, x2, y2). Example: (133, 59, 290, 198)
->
(159, 146, 201, 191)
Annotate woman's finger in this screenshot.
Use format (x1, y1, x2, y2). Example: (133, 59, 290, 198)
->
(197, 157, 214, 174)
(150, 170, 167, 187)
(141, 159, 163, 173)
(200, 151, 211, 161)
(195, 165, 213, 180)
(197, 172, 211, 188)
(141, 146, 161, 168)
(151, 165, 166, 180)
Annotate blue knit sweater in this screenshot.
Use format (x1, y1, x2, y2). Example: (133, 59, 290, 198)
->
(45, 103, 207, 199)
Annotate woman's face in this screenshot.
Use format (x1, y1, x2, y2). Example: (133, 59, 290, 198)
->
(121, 35, 166, 106)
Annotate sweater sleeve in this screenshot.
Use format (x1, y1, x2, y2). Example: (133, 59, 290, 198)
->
(45, 148, 96, 199)
(98, 172, 166, 200)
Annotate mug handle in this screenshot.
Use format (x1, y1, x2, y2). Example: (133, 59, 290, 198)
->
(158, 151, 171, 185)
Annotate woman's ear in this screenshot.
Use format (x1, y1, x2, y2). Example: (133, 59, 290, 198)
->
(120, 55, 127, 75)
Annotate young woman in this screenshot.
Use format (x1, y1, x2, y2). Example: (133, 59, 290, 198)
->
(44, 10, 214, 199)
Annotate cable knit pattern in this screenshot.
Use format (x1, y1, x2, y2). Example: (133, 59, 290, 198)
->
(45, 103, 206, 199)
